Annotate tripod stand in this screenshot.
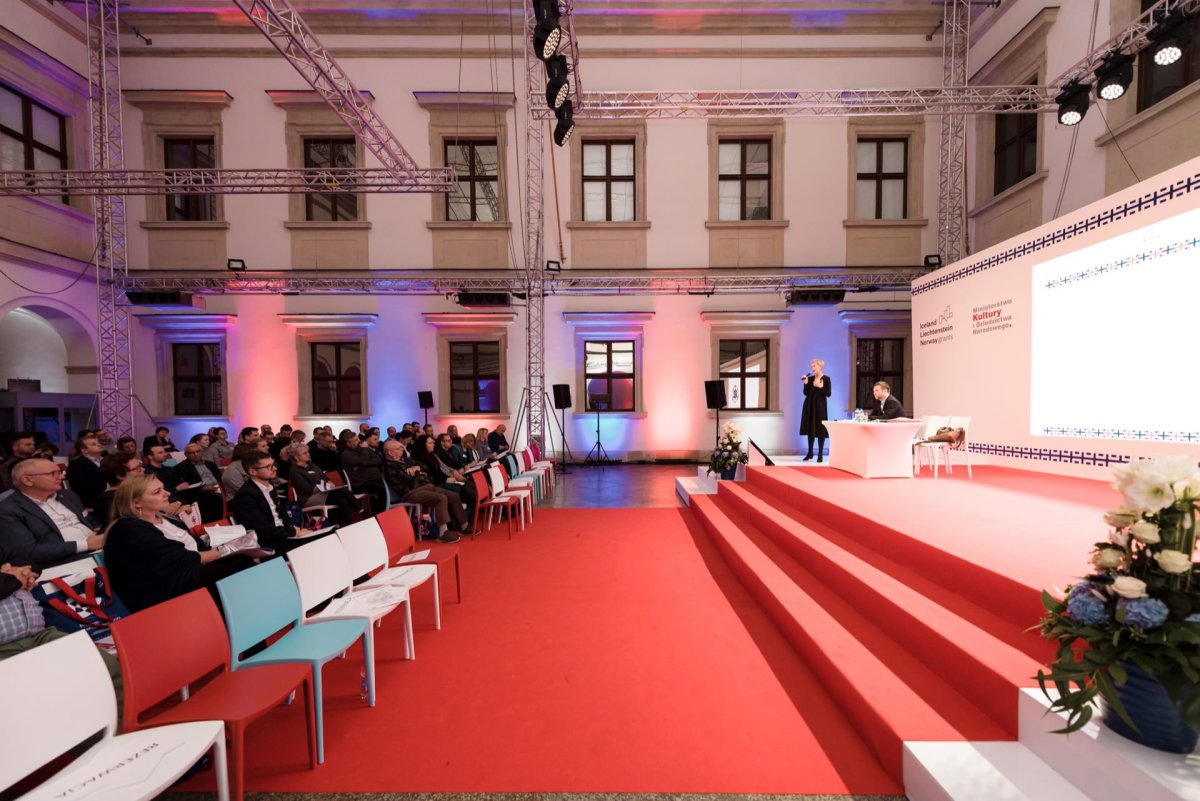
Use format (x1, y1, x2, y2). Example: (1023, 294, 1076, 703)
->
(510, 387, 572, 471)
(584, 403, 611, 467)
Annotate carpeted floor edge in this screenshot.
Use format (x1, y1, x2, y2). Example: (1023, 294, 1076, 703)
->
(167, 793, 906, 801)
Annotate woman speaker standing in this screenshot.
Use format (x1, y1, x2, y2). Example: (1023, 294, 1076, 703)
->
(799, 358, 831, 462)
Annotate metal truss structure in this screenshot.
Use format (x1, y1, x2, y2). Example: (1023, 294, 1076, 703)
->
(522, 2, 548, 451)
(87, 0, 134, 438)
(938, 0, 970, 265)
(122, 268, 927, 296)
(0, 167, 455, 196)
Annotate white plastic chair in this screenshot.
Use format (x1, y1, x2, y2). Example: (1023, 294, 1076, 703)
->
(286, 534, 414, 676)
(336, 518, 441, 630)
(914, 415, 972, 478)
(944, 415, 973, 478)
(0, 630, 230, 801)
(487, 464, 532, 526)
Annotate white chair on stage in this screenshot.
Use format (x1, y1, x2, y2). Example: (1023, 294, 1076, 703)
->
(914, 415, 972, 478)
(0, 630, 230, 801)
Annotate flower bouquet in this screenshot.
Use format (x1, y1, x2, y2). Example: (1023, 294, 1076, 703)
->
(707, 423, 749, 478)
(1038, 455, 1200, 743)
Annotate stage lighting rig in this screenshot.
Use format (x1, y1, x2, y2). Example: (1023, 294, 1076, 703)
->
(1094, 51, 1135, 100)
(1056, 82, 1090, 126)
(1148, 8, 1194, 66)
(545, 55, 571, 110)
(553, 99, 575, 146)
(532, 0, 563, 61)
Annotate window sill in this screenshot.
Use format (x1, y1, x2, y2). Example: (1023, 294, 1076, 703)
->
(283, 221, 372, 230)
(580, 410, 646, 420)
(704, 220, 790, 229)
(706, 410, 783, 418)
(441, 411, 511, 418)
(1095, 80, 1200, 146)
(426, 221, 512, 230)
(969, 170, 1048, 219)
(139, 220, 230, 230)
(13, 195, 94, 224)
(565, 220, 652, 229)
(154, 415, 228, 423)
(842, 218, 928, 228)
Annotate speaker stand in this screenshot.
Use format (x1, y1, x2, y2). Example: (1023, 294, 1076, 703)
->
(584, 407, 610, 467)
(558, 405, 572, 474)
(714, 405, 720, 447)
(423, 408, 429, 427)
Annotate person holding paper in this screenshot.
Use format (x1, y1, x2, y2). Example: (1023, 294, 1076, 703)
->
(175, 442, 226, 523)
(287, 445, 360, 526)
(103, 475, 250, 614)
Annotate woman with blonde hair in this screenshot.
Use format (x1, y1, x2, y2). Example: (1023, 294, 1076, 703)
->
(799, 357, 832, 462)
(102, 474, 249, 613)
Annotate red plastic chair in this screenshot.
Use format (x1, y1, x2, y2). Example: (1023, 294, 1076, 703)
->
(471, 469, 519, 539)
(377, 507, 462, 602)
(325, 469, 372, 517)
(110, 589, 317, 801)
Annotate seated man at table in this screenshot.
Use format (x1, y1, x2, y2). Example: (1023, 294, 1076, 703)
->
(867, 381, 906, 420)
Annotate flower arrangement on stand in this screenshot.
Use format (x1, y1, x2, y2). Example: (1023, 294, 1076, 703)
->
(707, 423, 749, 479)
(1038, 455, 1200, 750)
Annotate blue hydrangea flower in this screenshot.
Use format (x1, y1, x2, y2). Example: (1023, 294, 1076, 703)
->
(1186, 613, 1200, 624)
(1121, 598, 1169, 630)
(1068, 581, 1094, 599)
(1066, 593, 1107, 626)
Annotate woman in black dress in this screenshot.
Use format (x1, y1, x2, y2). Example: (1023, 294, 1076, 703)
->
(799, 357, 832, 462)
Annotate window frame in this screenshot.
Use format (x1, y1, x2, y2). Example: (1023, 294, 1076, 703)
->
(992, 79, 1039, 196)
(855, 137, 908, 219)
(444, 138, 500, 223)
(855, 337, 906, 410)
(163, 136, 216, 222)
(0, 81, 68, 203)
(581, 138, 636, 222)
(170, 341, 223, 416)
(717, 339, 770, 411)
(303, 136, 359, 222)
(583, 339, 636, 413)
(717, 138, 772, 221)
(448, 340, 502, 414)
(310, 340, 363, 416)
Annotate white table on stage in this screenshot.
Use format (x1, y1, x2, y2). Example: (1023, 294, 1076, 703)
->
(824, 420, 925, 478)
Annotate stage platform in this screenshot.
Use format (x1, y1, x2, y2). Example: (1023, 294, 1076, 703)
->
(682, 464, 1197, 799)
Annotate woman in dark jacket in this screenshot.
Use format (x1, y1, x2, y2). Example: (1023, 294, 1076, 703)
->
(799, 357, 832, 462)
(287, 444, 359, 525)
(103, 474, 249, 613)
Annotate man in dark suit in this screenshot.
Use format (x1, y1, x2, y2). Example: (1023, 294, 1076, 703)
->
(65, 432, 107, 513)
(487, 423, 510, 455)
(231, 453, 300, 551)
(868, 381, 906, 420)
(140, 426, 177, 456)
(176, 442, 226, 522)
(0, 431, 36, 492)
(0, 458, 104, 567)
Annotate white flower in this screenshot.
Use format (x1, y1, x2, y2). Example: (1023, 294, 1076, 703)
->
(1103, 508, 1140, 529)
(1130, 520, 1161, 544)
(1109, 528, 1130, 548)
(1092, 549, 1123, 570)
(1112, 576, 1148, 599)
(1123, 472, 1176, 513)
(1152, 455, 1199, 485)
(1154, 550, 1193, 574)
(1172, 474, 1200, 502)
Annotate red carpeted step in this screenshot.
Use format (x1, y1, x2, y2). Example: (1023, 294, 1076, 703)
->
(717, 480, 1042, 734)
(689, 494, 1008, 783)
(743, 466, 1050, 657)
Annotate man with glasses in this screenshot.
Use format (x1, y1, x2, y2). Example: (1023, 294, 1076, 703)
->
(0, 458, 104, 566)
(230, 453, 300, 551)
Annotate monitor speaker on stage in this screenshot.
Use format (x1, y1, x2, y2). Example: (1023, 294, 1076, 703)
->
(417, 391, 434, 409)
(552, 384, 572, 409)
(704, 380, 727, 410)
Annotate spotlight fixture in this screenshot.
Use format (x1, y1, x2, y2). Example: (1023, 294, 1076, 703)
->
(1148, 10, 1193, 67)
(923, 254, 942, 269)
(553, 99, 575, 147)
(531, 0, 562, 61)
(546, 259, 561, 272)
(1056, 82, 1089, 126)
(226, 258, 246, 271)
(1094, 51, 1134, 101)
(544, 55, 570, 110)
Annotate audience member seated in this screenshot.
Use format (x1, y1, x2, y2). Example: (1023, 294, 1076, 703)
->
(386, 426, 398, 440)
(203, 426, 235, 464)
(412, 434, 476, 520)
(140, 425, 177, 456)
(31, 440, 59, 461)
(475, 427, 492, 459)
(447, 424, 463, 447)
(115, 436, 138, 458)
(238, 426, 259, 445)
(188, 432, 211, 453)
(222, 439, 271, 498)
(144, 445, 190, 502)
(422, 423, 436, 439)
(396, 429, 415, 457)
(0, 430, 36, 492)
(0, 542, 122, 717)
(94, 428, 115, 455)
(309, 429, 342, 473)
(0, 458, 105, 566)
(231, 453, 302, 551)
(381, 440, 465, 542)
(435, 433, 467, 471)
(65, 432, 107, 513)
(175, 442, 226, 523)
(460, 432, 481, 465)
(487, 423, 511, 455)
(95, 452, 145, 529)
(867, 380, 906, 420)
(340, 430, 387, 513)
(287, 445, 360, 526)
(103, 475, 252, 614)
(269, 425, 294, 460)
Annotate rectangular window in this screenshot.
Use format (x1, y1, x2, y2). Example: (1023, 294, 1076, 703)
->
(445, 139, 499, 222)
(717, 139, 771, 221)
(449, 341, 501, 413)
(718, 339, 769, 410)
(584, 340, 634, 412)
(1138, 0, 1200, 111)
(0, 82, 68, 203)
(172, 342, 223, 415)
(855, 338, 904, 409)
(582, 140, 635, 221)
(164, 137, 216, 221)
(311, 341, 362, 415)
(304, 137, 358, 221)
(993, 81, 1038, 195)
(855, 138, 907, 219)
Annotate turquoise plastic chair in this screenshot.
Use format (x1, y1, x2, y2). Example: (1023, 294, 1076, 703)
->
(215, 558, 373, 764)
(502, 453, 542, 502)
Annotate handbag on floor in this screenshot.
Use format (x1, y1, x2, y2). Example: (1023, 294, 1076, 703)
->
(32, 564, 130, 643)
